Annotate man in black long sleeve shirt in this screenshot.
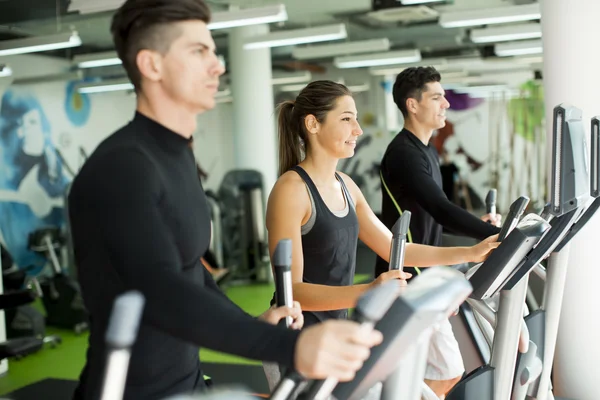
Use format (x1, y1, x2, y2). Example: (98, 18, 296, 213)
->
(376, 66, 500, 397)
(70, 1, 382, 399)
(376, 67, 501, 279)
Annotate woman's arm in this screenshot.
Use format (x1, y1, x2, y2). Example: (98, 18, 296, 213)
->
(338, 173, 499, 268)
(266, 172, 372, 312)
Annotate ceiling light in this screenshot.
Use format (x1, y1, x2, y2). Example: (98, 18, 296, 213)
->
(470, 23, 542, 43)
(209, 5, 287, 30)
(74, 51, 121, 69)
(13, 71, 83, 85)
(495, 39, 543, 57)
(400, 0, 444, 4)
(368, 58, 448, 76)
(278, 83, 308, 92)
(244, 24, 347, 50)
(0, 31, 82, 57)
(347, 83, 370, 93)
(68, 0, 125, 14)
(439, 3, 541, 28)
(76, 78, 134, 94)
(335, 49, 421, 69)
(271, 71, 312, 85)
(292, 38, 390, 60)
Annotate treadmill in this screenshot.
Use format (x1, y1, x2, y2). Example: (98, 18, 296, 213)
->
(445, 103, 592, 400)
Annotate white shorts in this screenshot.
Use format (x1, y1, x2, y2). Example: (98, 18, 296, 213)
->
(424, 318, 465, 381)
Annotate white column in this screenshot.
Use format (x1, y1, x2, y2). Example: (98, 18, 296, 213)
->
(541, 1, 600, 399)
(229, 24, 278, 193)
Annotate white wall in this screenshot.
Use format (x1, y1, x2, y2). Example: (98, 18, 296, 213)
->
(192, 101, 235, 192)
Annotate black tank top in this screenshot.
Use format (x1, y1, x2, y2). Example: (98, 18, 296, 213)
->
(291, 166, 359, 327)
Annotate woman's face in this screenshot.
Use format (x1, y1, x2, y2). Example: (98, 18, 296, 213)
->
(309, 95, 364, 160)
(18, 109, 45, 156)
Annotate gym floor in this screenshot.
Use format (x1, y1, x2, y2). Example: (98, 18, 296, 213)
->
(0, 245, 376, 399)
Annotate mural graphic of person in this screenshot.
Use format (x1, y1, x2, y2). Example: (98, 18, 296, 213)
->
(0, 88, 70, 274)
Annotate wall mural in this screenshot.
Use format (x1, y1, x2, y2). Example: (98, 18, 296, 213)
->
(0, 83, 89, 273)
(337, 88, 495, 214)
(431, 90, 489, 210)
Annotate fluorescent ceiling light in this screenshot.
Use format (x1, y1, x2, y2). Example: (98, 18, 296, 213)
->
(443, 71, 534, 86)
(0, 32, 82, 57)
(76, 78, 134, 94)
(453, 85, 521, 98)
(440, 71, 469, 79)
(439, 3, 541, 28)
(0, 65, 12, 78)
(400, 0, 443, 4)
(209, 5, 287, 30)
(13, 71, 83, 85)
(244, 24, 347, 50)
(335, 49, 421, 69)
(278, 83, 308, 92)
(77, 79, 232, 95)
(471, 23, 541, 43)
(347, 83, 370, 93)
(68, 0, 125, 14)
(368, 57, 448, 76)
(74, 51, 121, 69)
(271, 71, 311, 85)
(513, 55, 543, 64)
(74, 51, 225, 70)
(495, 39, 543, 57)
(292, 38, 390, 60)
(454, 85, 507, 92)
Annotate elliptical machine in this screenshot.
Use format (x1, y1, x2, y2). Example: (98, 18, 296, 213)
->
(445, 103, 594, 400)
(28, 227, 89, 334)
(213, 169, 272, 285)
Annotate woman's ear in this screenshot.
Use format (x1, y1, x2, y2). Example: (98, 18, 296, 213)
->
(304, 114, 319, 135)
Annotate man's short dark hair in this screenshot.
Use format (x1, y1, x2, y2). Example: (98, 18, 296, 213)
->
(392, 66, 441, 118)
(110, 0, 212, 91)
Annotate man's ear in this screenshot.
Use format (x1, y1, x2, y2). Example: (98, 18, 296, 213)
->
(406, 98, 418, 115)
(136, 49, 162, 83)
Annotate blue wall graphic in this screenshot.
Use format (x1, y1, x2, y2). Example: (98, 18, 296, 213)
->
(65, 80, 91, 127)
(0, 88, 71, 274)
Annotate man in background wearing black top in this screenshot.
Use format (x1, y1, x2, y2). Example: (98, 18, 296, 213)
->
(376, 66, 502, 397)
(68, 1, 383, 399)
(377, 66, 501, 277)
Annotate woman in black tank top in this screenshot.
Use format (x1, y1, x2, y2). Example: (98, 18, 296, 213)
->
(266, 80, 500, 328)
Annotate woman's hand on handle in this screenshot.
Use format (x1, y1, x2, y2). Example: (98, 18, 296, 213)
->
(258, 301, 304, 330)
(370, 269, 412, 289)
(469, 234, 500, 263)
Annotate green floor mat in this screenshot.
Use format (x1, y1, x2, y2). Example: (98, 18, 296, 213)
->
(0, 327, 87, 395)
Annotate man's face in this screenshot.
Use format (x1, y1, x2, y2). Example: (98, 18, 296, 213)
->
(150, 20, 225, 114)
(409, 81, 450, 130)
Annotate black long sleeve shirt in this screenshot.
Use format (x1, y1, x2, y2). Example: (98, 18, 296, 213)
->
(69, 112, 299, 400)
(376, 128, 499, 278)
